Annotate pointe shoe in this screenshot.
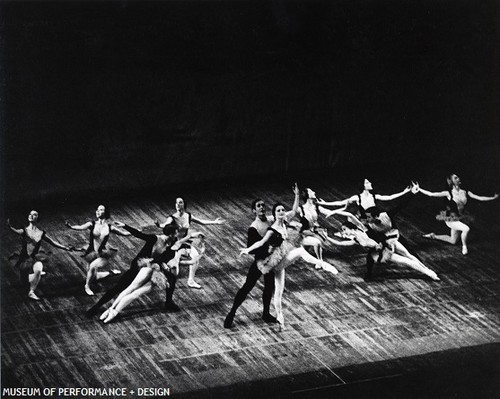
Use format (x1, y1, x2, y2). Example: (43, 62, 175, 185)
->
(422, 233, 436, 240)
(321, 262, 339, 275)
(462, 246, 468, 255)
(85, 286, 95, 296)
(28, 291, 41, 301)
(276, 315, 285, 332)
(187, 280, 202, 289)
(100, 308, 111, 321)
(103, 309, 118, 324)
(111, 269, 121, 275)
(428, 271, 440, 281)
(41, 271, 47, 276)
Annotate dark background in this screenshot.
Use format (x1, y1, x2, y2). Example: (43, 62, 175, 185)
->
(1, 0, 499, 204)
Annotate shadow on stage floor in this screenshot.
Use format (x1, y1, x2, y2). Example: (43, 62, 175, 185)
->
(179, 343, 500, 399)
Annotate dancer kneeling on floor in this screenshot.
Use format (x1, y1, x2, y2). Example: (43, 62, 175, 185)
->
(7, 211, 74, 301)
(419, 175, 498, 255)
(65, 204, 131, 296)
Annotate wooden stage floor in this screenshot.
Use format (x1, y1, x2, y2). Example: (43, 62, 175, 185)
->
(2, 175, 500, 398)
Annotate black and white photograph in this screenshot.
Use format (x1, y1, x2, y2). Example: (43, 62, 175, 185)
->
(1, 1, 499, 398)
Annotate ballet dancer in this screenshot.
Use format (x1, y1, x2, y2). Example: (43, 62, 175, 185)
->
(7, 210, 74, 300)
(333, 218, 439, 281)
(419, 175, 498, 255)
(86, 223, 191, 317)
(297, 187, 356, 262)
(224, 198, 277, 329)
(240, 184, 339, 331)
(318, 179, 411, 221)
(65, 204, 131, 296)
(156, 197, 225, 289)
(99, 223, 190, 323)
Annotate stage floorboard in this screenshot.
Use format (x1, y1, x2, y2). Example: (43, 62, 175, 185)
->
(2, 175, 500, 398)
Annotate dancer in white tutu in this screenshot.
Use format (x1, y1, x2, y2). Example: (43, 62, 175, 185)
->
(240, 184, 338, 331)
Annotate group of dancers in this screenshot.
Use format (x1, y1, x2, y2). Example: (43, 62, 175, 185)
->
(6, 173, 498, 330)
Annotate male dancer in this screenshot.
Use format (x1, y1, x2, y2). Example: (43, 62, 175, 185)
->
(224, 199, 277, 328)
(86, 223, 188, 317)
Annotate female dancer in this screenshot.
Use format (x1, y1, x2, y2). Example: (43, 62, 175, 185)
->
(298, 188, 328, 261)
(419, 175, 498, 255)
(240, 184, 339, 331)
(318, 179, 411, 220)
(66, 205, 131, 296)
(298, 187, 358, 263)
(99, 222, 193, 323)
(7, 210, 74, 300)
(332, 219, 440, 281)
(156, 197, 225, 289)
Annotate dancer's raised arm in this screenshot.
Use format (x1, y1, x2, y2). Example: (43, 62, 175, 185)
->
(42, 234, 73, 251)
(467, 192, 499, 201)
(66, 221, 93, 230)
(375, 185, 411, 201)
(7, 219, 23, 235)
(192, 216, 225, 225)
(284, 182, 300, 221)
(317, 195, 355, 207)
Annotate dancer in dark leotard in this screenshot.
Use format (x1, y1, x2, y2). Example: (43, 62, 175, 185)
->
(318, 179, 411, 221)
(86, 223, 191, 317)
(99, 222, 190, 323)
(330, 215, 439, 282)
(156, 197, 225, 289)
(224, 198, 277, 329)
(240, 184, 338, 331)
(66, 205, 130, 296)
(7, 210, 74, 300)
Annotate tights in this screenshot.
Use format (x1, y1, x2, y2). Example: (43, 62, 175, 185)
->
(87, 262, 178, 316)
(228, 261, 275, 317)
(86, 263, 139, 316)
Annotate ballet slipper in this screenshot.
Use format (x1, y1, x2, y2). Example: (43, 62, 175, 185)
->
(462, 246, 468, 255)
(85, 286, 95, 296)
(110, 270, 121, 275)
(422, 233, 436, 239)
(321, 262, 339, 275)
(103, 309, 118, 324)
(276, 314, 285, 332)
(28, 291, 41, 301)
(187, 280, 202, 289)
(99, 308, 111, 321)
